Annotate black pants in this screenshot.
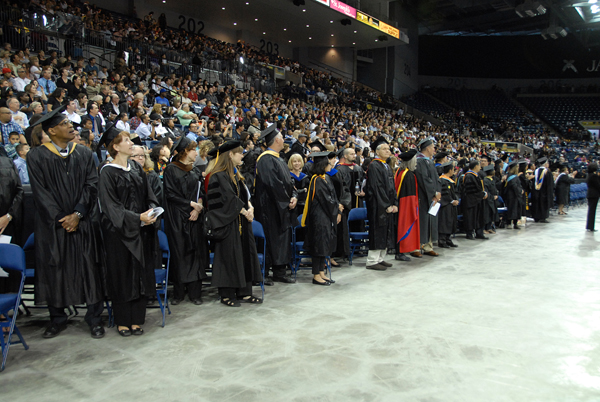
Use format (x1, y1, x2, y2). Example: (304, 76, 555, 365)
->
(271, 264, 289, 278)
(218, 282, 252, 300)
(511, 219, 519, 227)
(312, 256, 327, 275)
(173, 279, 203, 301)
(113, 296, 147, 328)
(484, 222, 494, 230)
(587, 198, 598, 230)
(49, 301, 103, 327)
(439, 233, 451, 245)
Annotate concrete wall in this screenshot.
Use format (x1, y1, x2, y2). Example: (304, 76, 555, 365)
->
(389, 1, 418, 98)
(296, 47, 355, 80)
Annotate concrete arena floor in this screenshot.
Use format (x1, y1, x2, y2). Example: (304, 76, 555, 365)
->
(2, 207, 600, 402)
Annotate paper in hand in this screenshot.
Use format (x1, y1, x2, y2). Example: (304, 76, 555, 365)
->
(428, 201, 440, 216)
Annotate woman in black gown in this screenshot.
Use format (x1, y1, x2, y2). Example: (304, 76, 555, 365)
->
(163, 137, 209, 305)
(288, 153, 309, 224)
(301, 152, 340, 286)
(205, 140, 263, 307)
(555, 164, 575, 215)
(501, 162, 524, 230)
(98, 132, 159, 336)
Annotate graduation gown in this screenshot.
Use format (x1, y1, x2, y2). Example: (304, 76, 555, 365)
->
(365, 159, 396, 250)
(28, 143, 103, 307)
(147, 170, 163, 207)
(501, 175, 524, 221)
(336, 163, 366, 210)
(438, 175, 458, 235)
(394, 168, 420, 253)
(287, 141, 309, 161)
(254, 151, 297, 266)
(0, 156, 23, 241)
(555, 173, 575, 205)
(302, 174, 339, 257)
(482, 176, 498, 225)
(461, 171, 485, 231)
(415, 155, 441, 243)
(530, 167, 554, 221)
(163, 162, 209, 284)
(518, 174, 531, 216)
(291, 171, 309, 224)
(98, 161, 159, 303)
(206, 172, 262, 289)
(329, 168, 350, 257)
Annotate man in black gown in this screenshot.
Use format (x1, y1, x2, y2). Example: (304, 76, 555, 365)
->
(365, 137, 396, 271)
(254, 124, 297, 283)
(461, 160, 489, 240)
(27, 106, 105, 339)
(414, 139, 441, 257)
(531, 157, 554, 223)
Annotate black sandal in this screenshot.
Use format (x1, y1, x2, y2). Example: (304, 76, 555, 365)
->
(221, 298, 241, 307)
(238, 296, 263, 304)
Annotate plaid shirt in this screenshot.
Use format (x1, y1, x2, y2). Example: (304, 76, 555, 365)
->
(0, 120, 24, 145)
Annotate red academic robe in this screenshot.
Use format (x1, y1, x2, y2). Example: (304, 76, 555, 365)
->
(394, 168, 420, 253)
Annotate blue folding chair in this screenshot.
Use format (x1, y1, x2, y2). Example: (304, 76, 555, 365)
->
(0, 244, 29, 372)
(348, 208, 369, 265)
(20, 233, 35, 316)
(252, 221, 266, 300)
(154, 230, 171, 327)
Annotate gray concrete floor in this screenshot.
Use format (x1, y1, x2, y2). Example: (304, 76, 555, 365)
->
(2, 207, 600, 401)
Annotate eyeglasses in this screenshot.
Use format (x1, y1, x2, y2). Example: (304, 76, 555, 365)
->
(131, 154, 145, 158)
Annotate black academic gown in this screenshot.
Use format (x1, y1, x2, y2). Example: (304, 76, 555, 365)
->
(98, 161, 159, 303)
(365, 159, 396, 250)
(530, 167, 554, 221)
(0, 156, 23, 241)
(254, 151, 297, 267)
(337, 163, 366, 210)
(555, 174, 575, 205)
(206, 172, 262, 289)
(147, 170, 163, 207)
(291, 171, 309, 224)
(502, 176, 524, 221)
(287, 141, 309, 161)
(518, 175, 531, 216)
(415, 155, 441, 244)
(163, 162, 209, 284)
(438, 176, 458, 235)
(461, 171, 486, 232)
(483, 176, 498, 225)
(28, 143, 103, 307)
(303, 175, 339, 258)
(329, 168, 350, 258)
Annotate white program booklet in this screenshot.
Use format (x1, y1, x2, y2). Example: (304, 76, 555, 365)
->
(428, 202, 441, 216)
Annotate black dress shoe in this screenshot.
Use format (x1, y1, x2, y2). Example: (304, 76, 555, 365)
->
(475, 235, 489, 240)
(438, 243, 450, 248)
(273, 275, 296, 284)
(91, 325, 105, 339)
(379, 261, 392, 267)
(325, 278, 336, 284)
(191, 298, 203, 305)
(264, 277, 274, 286)
(539, 219, 550, 223)
(587, 229, 597, 232)
(131, 327, 144, 336)
(170, 298, 184, 305)
(448, 241, 458, 248)
(466, 235, 475, 240)
(395, 254, 411, 261)
(43, 323, 66, 339)
(312, 279, 330, 286)
(366, 263, 387, 271)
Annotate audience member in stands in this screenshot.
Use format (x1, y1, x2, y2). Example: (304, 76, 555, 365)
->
(13, 143, 29, 184)
(555, 164, 576, 215)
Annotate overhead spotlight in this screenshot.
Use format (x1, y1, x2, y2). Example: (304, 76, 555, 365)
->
(516, 0, 546, 18)
(541, 25, 567, 39)
(341, 19, 352, 26)
(293, 0, 305, 6)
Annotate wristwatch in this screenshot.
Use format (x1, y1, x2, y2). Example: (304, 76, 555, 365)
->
(6, 213, 12, 222)
(74, 211, 83, 219)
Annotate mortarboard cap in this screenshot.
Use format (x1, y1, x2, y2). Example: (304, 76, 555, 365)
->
(536, 157, 548, 165)
(441, 161, 454, 168)
(310, 151, 336, 163)
(518, 159, 528, 165)
(399, 149, 417, 161)
(31, 104, 69, 132)
(208, 140, 242, 158)
(483, 165, 494, 173)
(417, 138, 433, 151)
(370, 136, 389, 152)
(434, 151, 448, 160)
(258, 123, 279, 145)
(97, 121, 122, 150)
(173, 136, 192, 154)
(308, 140, 326, 152)
(508, 161, 518, 169)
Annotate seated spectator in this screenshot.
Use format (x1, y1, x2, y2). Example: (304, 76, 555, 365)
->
(13, 143, 29, 184)
(155, 89, 170, 107)
(63, 99, 81, 126)
(56, 67, 71, 90)
(47, 88, 67, 112)
(12, 67, 30, 92)
(38, 66, 56, 96)
(7, 97, 28, 129)
(163, 117, 184, 140)
(135, 113, 157, 141)
(149, 143, 170, 178)
(115, 112, 130, 133)
(130, 107, 144, 131)
(3, 131, 19, 159)
(176, 103, 198, 127)
(186, 120, 203, 141)
(84, 57, 99, 75)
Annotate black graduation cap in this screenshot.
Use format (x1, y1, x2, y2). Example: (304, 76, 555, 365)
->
(483, 165, 495, 173)
(536, 156, 548, 165)
(31, 104, 68, 132)
(370, 136, 389, 152)
(434, 151, 448, 160)
(417, 138, 433, 151)
(311, 151, 336, 163)
(336, 147, 345, 158)
(258, 123, 279, 144)
(441, 160, 454, 168)
(399, 149, 417, 161)
(97, 121, 121, 150)
(308, 140, 326, 152)
(518, 159, 528, 165)
(208, 140, 242, 158)
(173, 136, 191, 154)
(480, 154, 492, 162)
(508, 161, 518, 169)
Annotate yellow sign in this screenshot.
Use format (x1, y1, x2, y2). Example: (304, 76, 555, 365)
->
(356, 11, 400, 39)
